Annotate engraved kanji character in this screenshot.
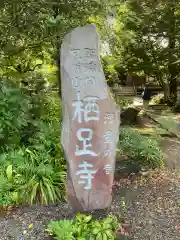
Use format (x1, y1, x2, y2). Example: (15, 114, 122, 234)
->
(75, 128, 97, 156)
(72, 92, 100, 123)
(72, 77, 81, 90)
(104, 112, 115, 124)
(104, 149, 112, 157)
(76, 161, 97, 190)
(73, 62, 81, 72)
(72, 92, 84, 123)
(85, 76, 96, 85)
(84, 61, 97, 73)
(71, 49, 81, 59)
(104, 130, 113, 144)
(84, 97, 100, 122)
(84, 48, 96, 58)
(104, 164, 113, 175)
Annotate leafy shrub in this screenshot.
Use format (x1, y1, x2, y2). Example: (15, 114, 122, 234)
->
(0, 80, 66, 205)
(16, 162, 66, 204)
(90, 215, 119, 239)
(0, 92, 66, 204)
(151, 93, 164, 104)
(29, 121, 64, 161)
(47, 220, 74, 240)
(0, 147, 66, 205)
(118, 127, 164, 168)
(47, 213, 120, 240)
(0, 80, 30, 150)
(20, 72, 47, 92)
(0, 193, 14, 207)
(41, 92, 62, 123)
(117, 98, 133, 108)
(102, 57, 119, 87)
(0, 164, 16, 207)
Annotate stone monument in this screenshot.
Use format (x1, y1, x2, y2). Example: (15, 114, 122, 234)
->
(61, 24, 120, 211)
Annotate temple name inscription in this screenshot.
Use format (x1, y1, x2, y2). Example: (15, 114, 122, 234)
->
(61, 24, 120, 211)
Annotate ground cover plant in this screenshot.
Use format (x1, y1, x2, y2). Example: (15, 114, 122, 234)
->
(47, 213, 121, 240)
(119, 127, 164, 169)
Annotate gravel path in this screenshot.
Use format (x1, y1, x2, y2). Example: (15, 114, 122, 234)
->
(161, 138, 180, 169)
(113, 170, 180, 240)
(0, 203, 71, 240)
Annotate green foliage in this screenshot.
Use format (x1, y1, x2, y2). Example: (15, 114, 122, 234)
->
(102, 56, 119, 86)
(0, 193, 13, 207)
(40, 92, 62, 123)
(0, 174, 12, 197)
(0, 80, 30, 150)
(0, 126, 66, 205)
(20, 72, 47, 91)
(91, 215, 119, 239)
(0, 164, 16, 206)
(47, 220, 74, 240)
(157, 116, 178, 134)
(0, 148, 66, 206)
(15, 149, 66, 204)
(0, 80, 66, 205)
(119, 127, 164, 168)
(116, 98, 133, 108)
(74, 213, 93, 238)
(95, 0, 180, 100)
(47, 214, 120, 240)
(151, 94, 164, 105)
(0, 0, 110, 87)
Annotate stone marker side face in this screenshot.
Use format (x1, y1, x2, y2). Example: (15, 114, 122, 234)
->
(61, 24, 120, 211)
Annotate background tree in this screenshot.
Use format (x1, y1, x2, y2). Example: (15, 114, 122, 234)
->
(0, 0, 112, 88)
(104, 0, 180, 103)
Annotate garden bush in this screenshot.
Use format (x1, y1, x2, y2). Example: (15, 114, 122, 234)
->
(151, 93, 164, 104)
(0, 147, 66, 205)
(40, 91, 62, 123)
(101, 56, 119, 87)
(118, 127, 164, 168)
(0, 80, 66, 205)
(117, 98, 133, 108)
(0, 80, 30, 151)
(47, 213, 120, 240)
(15, 149, 66, 204)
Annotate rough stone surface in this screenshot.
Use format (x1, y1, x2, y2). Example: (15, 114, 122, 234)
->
(61, 24, 120, 211)
(120, 107, 140, 125)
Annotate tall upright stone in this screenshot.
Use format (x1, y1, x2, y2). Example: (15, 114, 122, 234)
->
(61, 24, 120, 211)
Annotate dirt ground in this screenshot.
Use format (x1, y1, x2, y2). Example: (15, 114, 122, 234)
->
(161, 138, 180, 169)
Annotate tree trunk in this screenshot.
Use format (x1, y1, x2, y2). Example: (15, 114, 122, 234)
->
(163, 82, 170, 102)
(168, 2, 177, 102)
(56, 35, 61, 99)
(156, 76, 169, 102)
(56, 50, 61, 99)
